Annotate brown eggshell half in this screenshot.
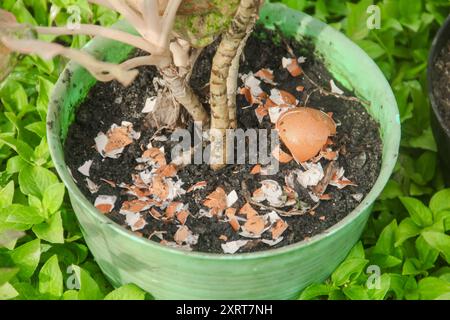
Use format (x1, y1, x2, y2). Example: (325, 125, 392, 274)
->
(276, 108, 337, 162)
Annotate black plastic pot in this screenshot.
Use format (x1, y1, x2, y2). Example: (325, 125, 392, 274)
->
(428, 14, 450, 184)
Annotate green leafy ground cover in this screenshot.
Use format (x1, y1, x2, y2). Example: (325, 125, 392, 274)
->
(0, 0, 449, 300)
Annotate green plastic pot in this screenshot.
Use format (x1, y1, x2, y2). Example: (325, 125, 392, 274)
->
(47, 3, 400, 300)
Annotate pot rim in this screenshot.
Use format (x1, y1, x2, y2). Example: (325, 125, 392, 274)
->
(428, 14, 450, 137)
(47, 4, 400, 260)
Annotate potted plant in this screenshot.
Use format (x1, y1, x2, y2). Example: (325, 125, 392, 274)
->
(428, 14, 450, 184)
(0, 1, 400, 299)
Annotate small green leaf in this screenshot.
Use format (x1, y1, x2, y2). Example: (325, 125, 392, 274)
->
(417, 277, 450, 300)
(408, 127, 437, 152)
(62, 290, 79, 300)
(0, 136, 34, 164)
(104, 284, 146, 300)
(12, 282, 41, 300)
(298, 283, 330, 300)
(25, 122, 46, 138)
(416, 236, 439, 268)
(357, 39, 385, 59)
(0, 181, 14, 208)
(0, 267, 19, 286)
(43, 183, 65, 214)
(395, 217, 421, 247)
(10, 239, 41, 278)
(369, 254, 402, 268)
(0, 229, 25, 250)
(402, 258, 422, 276)
(6, 156, 27, 174)
(0, 79, 28, 112)
(368, 273, 391, 300)
(19, 165, 58, 198)
(33, 211, 64, 244)
(400, 197, 433, 227)
(36, 76, 54, 119)
(6, 204, 44, 225)
(71, 265, 104, 300)
(422, 231, 450, 263)
(346, 0, 373, 41)
(343, 285, 369, 300)
(39, 255, 63, 299)
(347, 241, 365, 259)
(373, 220, 398, 256)
(429, 189, 450, 216)
(0, 282, 19, 300)
(379, 179, 403, 200)
(332, 258, 369, 287)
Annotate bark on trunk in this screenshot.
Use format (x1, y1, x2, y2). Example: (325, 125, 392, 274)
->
(226, 28, 253, 129)
(209, 0, 260, 170)
(159, 63, 209, 125)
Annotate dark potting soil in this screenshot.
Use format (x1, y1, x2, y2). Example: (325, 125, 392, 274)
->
(64, 27, 382, 254)
(432, 39, 450, 126)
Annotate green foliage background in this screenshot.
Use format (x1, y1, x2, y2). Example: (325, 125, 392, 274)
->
(0, 0, 449, 300)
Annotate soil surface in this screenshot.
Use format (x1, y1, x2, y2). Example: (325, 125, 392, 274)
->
(65, 27, 382, 254)
(432, 39, 450, 125)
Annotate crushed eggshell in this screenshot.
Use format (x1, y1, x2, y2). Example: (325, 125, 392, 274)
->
(164, 179, 186, 201)
(271, 219, 288, 239)
(268, 105, 292, 124)
(100, 178, 116, 187)
(142, 96, 157, 113)
(86, 178, 100, 194)
(270, 88, 298, 107)
(186, 181, 207, 193)
(254, 68, 277, 85)
(139, 147, 166, 167)
(282, 57, 303, 77)
(203, 187, 227, 216)
(120, 199, 152, 215)
(330, 80, 344, 95)
(149, 230, 166, 240)
(252, 180, 286, 208)
(255, 104, 269, 123)
(149, 207, 162, 220)
(176, 210, 189, 225)
(330, 167, 357, 189)
(243, 215, 266, 237)
(78, 160, 93, 177)
(165, 201, 184, 219)
(152, 175, 170, 201)
(226, 190, 238, 207)
(125, 212, 147, 231)
(174, 225, 198, 245)
(296, 162, 324, 188)
(239, 202, 258, 218)
(155, 163, 178, 177)
(226, 208, 240, 232)
(241, 72, 264, 98)
(94, 195, 117, 214)
(221, 240, 249, 254)
(262, 237, 284, 246)
(250, 164, 261, 175)
(95, 122, 139, 159)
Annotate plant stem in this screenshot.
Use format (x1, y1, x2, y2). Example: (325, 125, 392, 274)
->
(209, 0, 260, 170)
(159, 63, 209, 124)
(226, 27, 253, 129)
